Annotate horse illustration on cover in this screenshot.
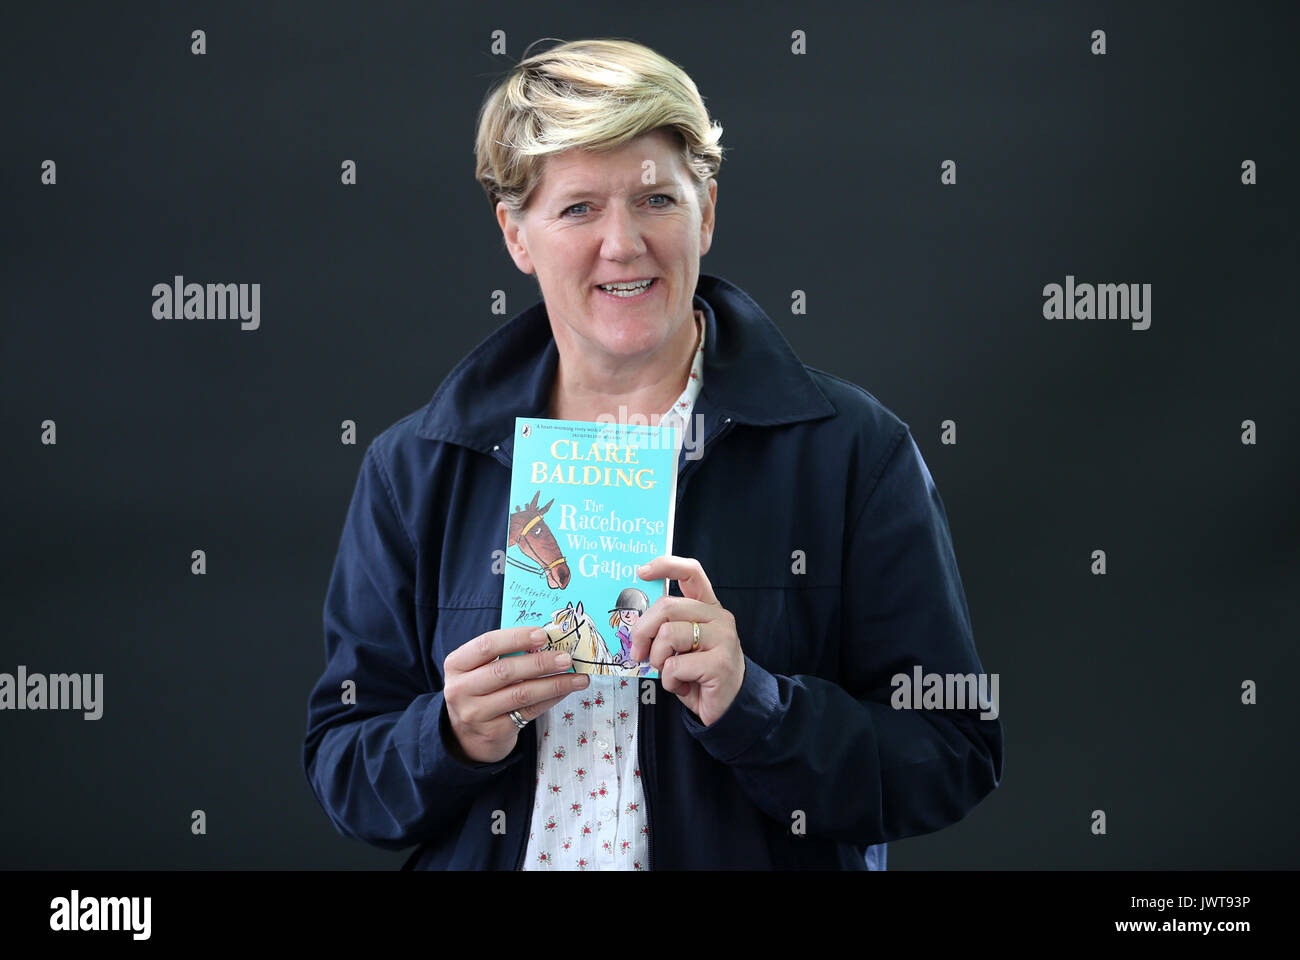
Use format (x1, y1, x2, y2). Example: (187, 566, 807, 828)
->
(540, 600, 629, 676)
(506, 490, 571, 589)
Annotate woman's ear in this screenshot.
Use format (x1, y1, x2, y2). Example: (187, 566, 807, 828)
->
(698, 178, 717, 256)
(496, 202, 536, 275)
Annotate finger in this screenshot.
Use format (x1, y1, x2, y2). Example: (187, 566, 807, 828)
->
(637, 555, 718, 605)
(445, 625, 547, 675)
(647, 620, 702, 672)
(460, 647, 576, 698)
(660, 650, 682, 694)
(511, 689, 573, 724)
(472, 688, 572, 746)
(661, 650, 712, 686)
(628, 596, 716, 661)
(474, 672, 591, 725)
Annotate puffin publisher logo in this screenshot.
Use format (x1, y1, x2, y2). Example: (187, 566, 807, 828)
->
(49, 890, 151, 940)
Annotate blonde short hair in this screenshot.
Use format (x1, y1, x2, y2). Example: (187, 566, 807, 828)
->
(474, 38, 725, 218)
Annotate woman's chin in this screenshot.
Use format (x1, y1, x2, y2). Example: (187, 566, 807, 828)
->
(588, 324, 663, 356)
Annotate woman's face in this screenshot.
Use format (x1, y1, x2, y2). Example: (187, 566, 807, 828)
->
(497, 128, 716, 369)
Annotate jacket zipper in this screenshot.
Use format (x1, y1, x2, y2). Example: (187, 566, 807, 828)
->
(513, 723, 537, 870)
(493, 444, 537, 871)
(638, 689, 654, 871)
(496, 414, 737, 872)
(644, 414, 736, 871)
(678, 415, 735, 488)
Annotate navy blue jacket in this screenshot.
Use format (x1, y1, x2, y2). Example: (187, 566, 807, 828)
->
(302, 273, 1003, 869)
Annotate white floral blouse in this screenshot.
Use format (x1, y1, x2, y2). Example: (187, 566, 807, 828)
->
(521, 310, 705, 870)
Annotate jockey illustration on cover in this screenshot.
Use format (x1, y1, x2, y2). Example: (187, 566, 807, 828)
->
(608, 587, 652, 676)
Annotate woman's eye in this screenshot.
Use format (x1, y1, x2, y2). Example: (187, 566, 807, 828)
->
(561, 195, 674, 218)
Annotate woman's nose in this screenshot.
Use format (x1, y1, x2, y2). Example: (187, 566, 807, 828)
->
(599, 207, 645, 258)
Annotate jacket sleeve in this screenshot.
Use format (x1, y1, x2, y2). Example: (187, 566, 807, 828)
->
(679, 428, 1003, 845)
(301, 443, 528, 851)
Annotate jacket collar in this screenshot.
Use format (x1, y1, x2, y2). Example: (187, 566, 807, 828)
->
(415, 273, 835, 455)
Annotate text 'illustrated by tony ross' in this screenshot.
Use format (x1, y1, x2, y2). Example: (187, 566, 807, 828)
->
(501, 417, 680, 679)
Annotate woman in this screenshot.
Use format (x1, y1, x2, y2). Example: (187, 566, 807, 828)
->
(302, 38, 1002, 870)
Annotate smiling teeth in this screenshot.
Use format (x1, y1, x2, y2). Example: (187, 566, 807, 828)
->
(599, 279, 653, 296)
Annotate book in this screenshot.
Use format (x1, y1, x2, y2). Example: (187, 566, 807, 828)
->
(500, 416, 679, 679)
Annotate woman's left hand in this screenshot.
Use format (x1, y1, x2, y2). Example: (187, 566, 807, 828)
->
(629, 555, 745, 726)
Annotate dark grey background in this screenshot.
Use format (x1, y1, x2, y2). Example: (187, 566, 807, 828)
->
(2, 1, 1296, 869)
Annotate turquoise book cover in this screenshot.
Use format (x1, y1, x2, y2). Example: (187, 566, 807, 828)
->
(501, 416, 679, 679)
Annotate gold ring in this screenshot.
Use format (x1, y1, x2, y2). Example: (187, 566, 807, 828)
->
(691, 621, 700, 651)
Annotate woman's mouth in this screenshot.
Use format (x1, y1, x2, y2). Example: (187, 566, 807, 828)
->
(595, 277, 657, 301)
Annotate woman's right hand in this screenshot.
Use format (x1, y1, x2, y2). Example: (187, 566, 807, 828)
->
(443, 626, 590, 764)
